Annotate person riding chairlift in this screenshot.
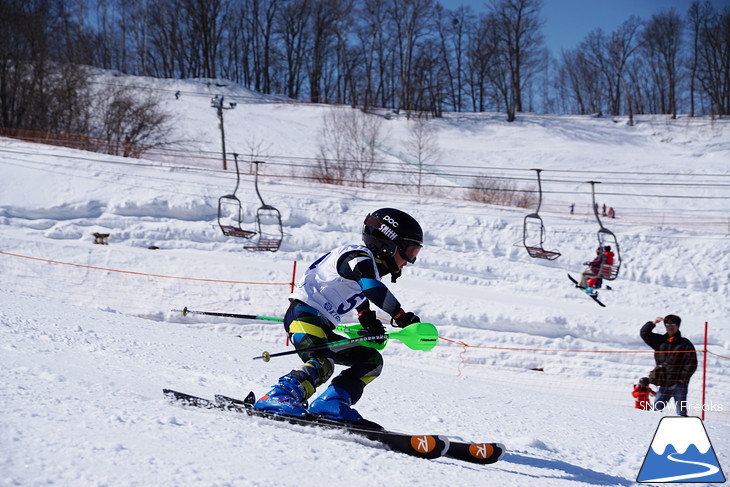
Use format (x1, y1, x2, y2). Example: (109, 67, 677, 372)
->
(587, 245, 615, 289)
(578, 245, 614, 294)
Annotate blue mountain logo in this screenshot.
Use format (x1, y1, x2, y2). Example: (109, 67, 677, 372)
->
(637, 416, 726, 483)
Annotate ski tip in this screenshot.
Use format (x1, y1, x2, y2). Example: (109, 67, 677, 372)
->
(494, 442, 507, 462)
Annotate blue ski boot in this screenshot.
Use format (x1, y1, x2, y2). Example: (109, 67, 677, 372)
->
(308, 384, 363, 422)
(253, 375, 309, 417)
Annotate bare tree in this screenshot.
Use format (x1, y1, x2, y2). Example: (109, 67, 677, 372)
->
(686, 1, 710, 117)
(240, 0, 281, 94)
(315, 106, 384, 187)
(307, 0, 335, 103)
(346, 108, 384, 187)
(467, 176, 535, 208)
(354, 0, 390, 111)
(577, 29, 610, 116)
(388, 0, 435, 115)
(695, 5, 730, 116)
(277, 0, 310, 99)
(93, 85, 172, 157)
(465, 13, 500, 112)
(406, 116, 440, 195)
(489, 0, 545, 121)
(606, 17, 643, 116)
(642, 9, 682, 118)
(434, 4, 473, 112)
(315, 107, 349, 184)
(180, 0, 228, 78)
(559, 48, 589, 114)
(330, 1, 360, 108)
(148, 0, 189, 78)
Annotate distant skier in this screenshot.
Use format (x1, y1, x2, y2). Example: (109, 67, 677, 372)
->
(253, 208, 424, 425)
(632, 377, 656, 411)
(640, 315, 697, 416)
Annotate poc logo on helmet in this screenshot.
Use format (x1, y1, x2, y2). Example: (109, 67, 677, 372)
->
(383, 215, 399, 227)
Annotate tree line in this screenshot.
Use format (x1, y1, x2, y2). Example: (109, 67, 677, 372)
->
(1, 0, 729, 140)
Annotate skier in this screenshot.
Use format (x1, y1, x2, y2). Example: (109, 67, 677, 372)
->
(640, 315, 697, 416)
(253, 208, 424, 425)
(632, 377, 656, 411)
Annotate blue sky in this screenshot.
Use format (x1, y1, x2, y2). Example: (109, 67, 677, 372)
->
(442, 0, 730, 55)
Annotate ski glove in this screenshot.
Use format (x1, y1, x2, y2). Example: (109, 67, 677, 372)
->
(358, 309, 386, 344)
(392, 309, 420, 328)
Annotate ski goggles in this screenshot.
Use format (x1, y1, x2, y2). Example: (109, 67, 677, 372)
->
(399, 241, 422, 264)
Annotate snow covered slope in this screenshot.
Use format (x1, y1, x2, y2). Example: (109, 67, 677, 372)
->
(1, 72, 728, 486)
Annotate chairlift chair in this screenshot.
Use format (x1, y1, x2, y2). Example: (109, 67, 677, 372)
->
(244, 204, 283, 252)
(242, 161, 283, 252)
(217, 154, 257, 238)
(218, 195, 257, 238)
(523, 169, 561, 260)
(585, 181, 621, 281)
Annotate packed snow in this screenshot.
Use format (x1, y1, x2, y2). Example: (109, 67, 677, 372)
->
(1, 72, 729, 486)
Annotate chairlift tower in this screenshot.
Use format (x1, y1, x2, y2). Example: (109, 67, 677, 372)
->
(211, 95, 236, 170)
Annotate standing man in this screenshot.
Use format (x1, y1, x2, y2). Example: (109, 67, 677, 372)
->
(640, 315, 697, 416)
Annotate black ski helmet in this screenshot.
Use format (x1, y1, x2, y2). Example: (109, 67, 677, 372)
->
(362, 208, 423, 264)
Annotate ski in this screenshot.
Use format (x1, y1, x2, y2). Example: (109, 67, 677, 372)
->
(163, 389, 504, 464)
(216, 393, 503, 465)
(567, 274, 606, 307)
(163, 389, 447, 460)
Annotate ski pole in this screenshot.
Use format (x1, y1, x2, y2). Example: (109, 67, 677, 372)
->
(173, 307, 284, 322)
(253, 334, 388, 362)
